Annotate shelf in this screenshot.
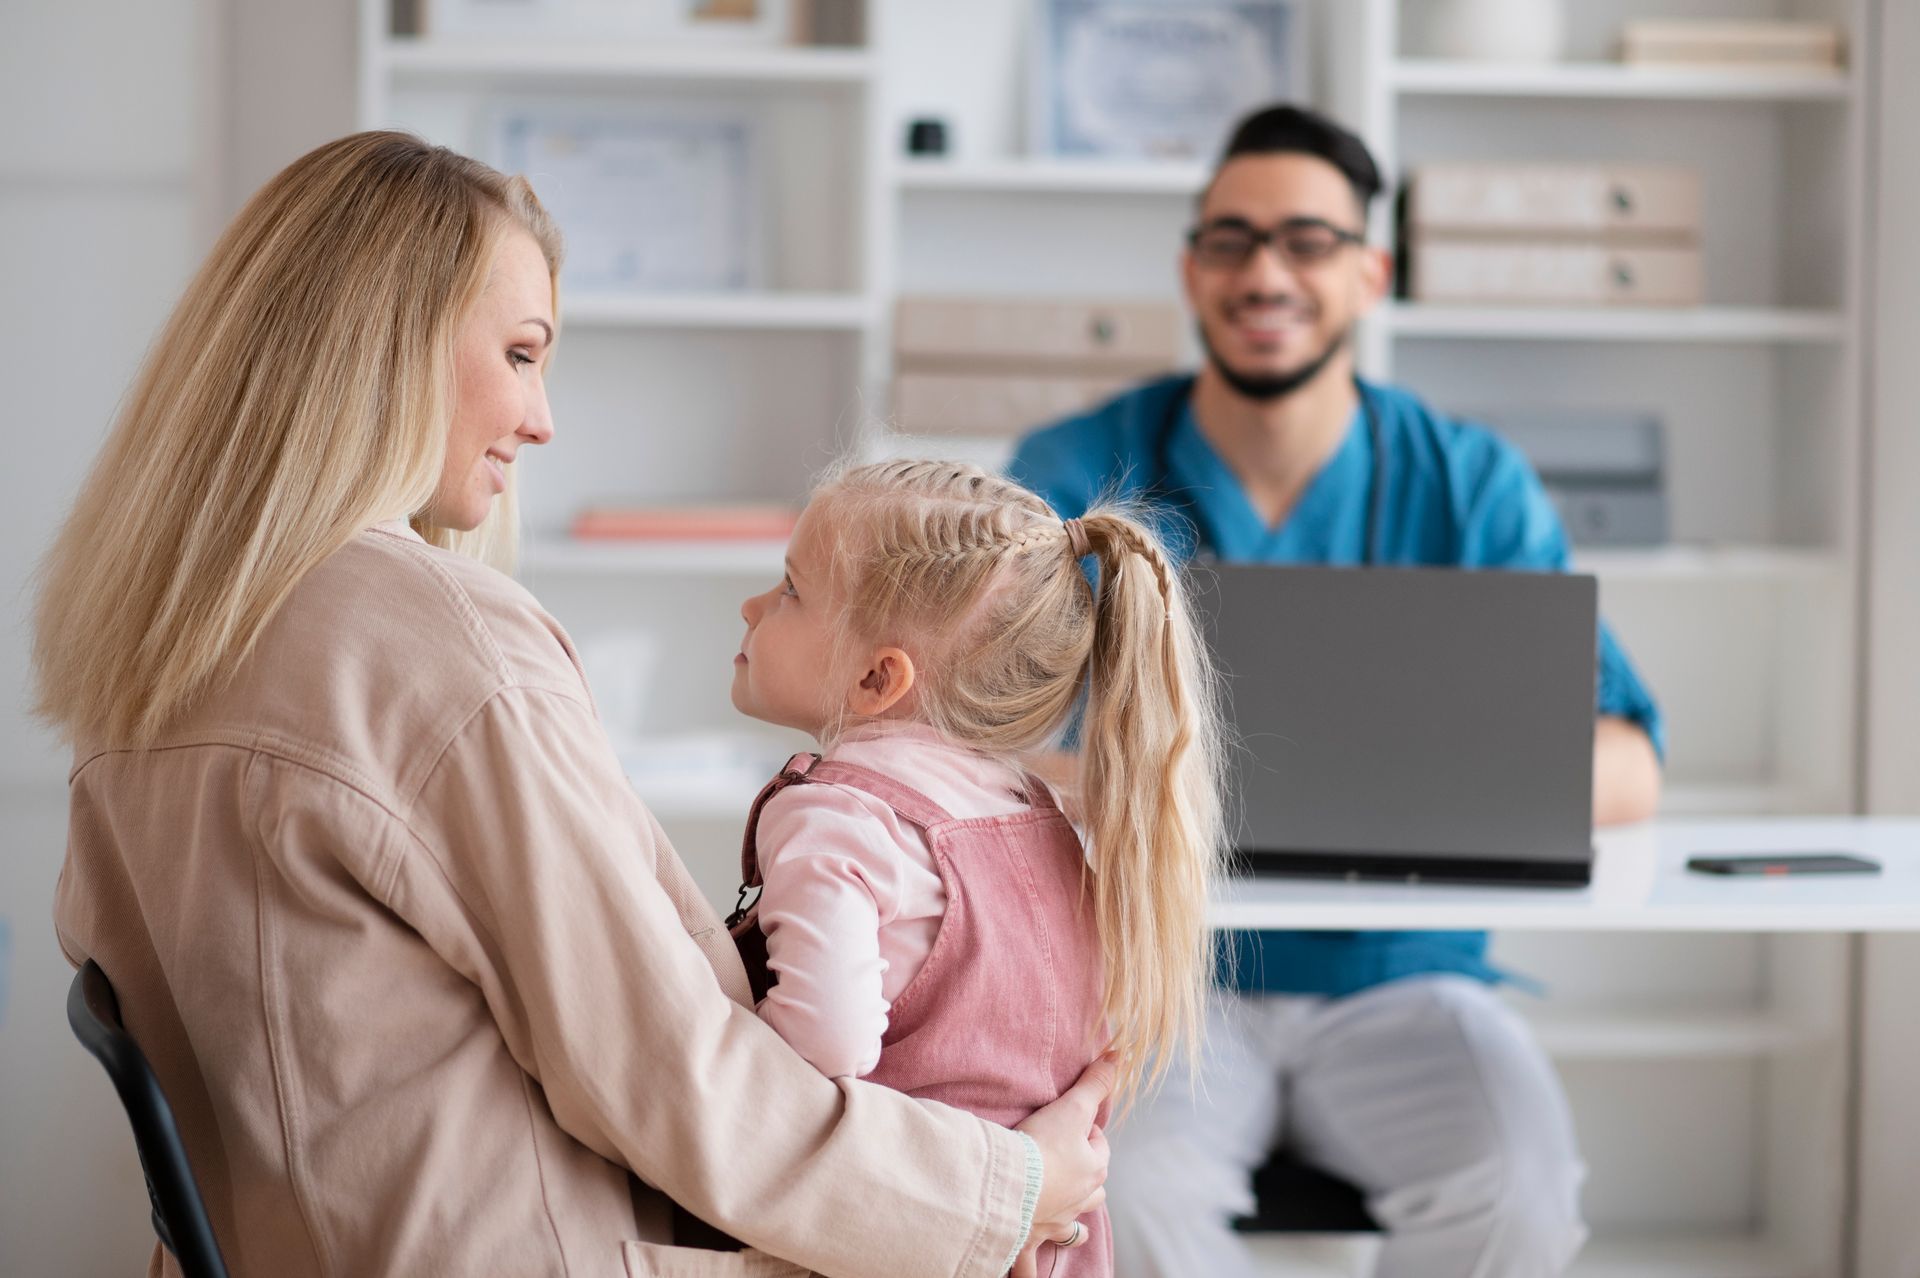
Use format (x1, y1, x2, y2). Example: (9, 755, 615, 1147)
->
(1576, 547, 1841, 583)
(520, 537, 786, 576)
(561, 291, 873, 330)
(1570, 1233, 1804, 1278)
(1393, 59, 1852, 103)
(1383, 303, 1849, 344)
(1242, 1232, 1804, 1278)
(1661, 783, 1841, 818)
(379, 38, 874, 87)
(519, 539, 1839, 584)
(894, 158, 1209, 196)
(1525, 1011, 1818, 1061)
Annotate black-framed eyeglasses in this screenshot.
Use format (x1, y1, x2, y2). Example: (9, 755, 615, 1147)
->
(1185, 217, 1366, 272)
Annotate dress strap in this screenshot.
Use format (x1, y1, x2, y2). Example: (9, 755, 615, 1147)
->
(803, 759, 957, 831)
(729, 752, 961, 928)
(1019, 775, 1061, 815)
(728, 752, 821, 926)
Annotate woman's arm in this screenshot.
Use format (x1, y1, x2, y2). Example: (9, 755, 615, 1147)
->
(396, 683, 1036, 1277)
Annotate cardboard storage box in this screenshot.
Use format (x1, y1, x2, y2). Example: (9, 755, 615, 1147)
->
(1409, 239, 1704, 306)
(1408, 164, 1701, 239)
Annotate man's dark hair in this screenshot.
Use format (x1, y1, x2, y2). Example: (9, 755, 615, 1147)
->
(1213, 104, 1384, 210)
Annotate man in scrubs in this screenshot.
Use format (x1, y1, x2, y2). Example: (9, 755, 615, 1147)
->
(1009, 105, 1665, 1278)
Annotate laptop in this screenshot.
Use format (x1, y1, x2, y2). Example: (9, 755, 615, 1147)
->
(1190, 564, 1598, 887)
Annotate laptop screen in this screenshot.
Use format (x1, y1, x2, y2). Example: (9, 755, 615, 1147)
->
(1190, 564, 1597, 880)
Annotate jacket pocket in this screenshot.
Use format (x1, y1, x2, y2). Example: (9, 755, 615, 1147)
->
(622, 1241, 813, 1278)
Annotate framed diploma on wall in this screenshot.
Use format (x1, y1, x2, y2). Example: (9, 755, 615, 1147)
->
(490, 105, 766, 294)
(1029, 0, 1307, 161)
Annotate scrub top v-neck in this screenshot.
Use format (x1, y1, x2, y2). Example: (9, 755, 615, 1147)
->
(1160, 389, 1375, 565)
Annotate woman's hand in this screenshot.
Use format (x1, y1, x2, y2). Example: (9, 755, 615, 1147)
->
(1009, 1054, 1116, 1277)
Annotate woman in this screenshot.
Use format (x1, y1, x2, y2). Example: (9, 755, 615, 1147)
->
(34, 131, 1109, 1278)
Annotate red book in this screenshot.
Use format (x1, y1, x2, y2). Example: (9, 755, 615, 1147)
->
(569, 505, 799, 541)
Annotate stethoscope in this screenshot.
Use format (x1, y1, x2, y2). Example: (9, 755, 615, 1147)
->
(1151, 373, 1390, 567)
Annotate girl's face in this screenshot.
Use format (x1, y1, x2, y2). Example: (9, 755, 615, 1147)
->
(427, 230, 556, 531)
(732, 503, 850, 736)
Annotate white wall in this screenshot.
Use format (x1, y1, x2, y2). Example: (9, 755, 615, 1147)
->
(0, 1, 354, 1271)
(0, 0, 215, 1263)
(1855, 0, 1920, 1271)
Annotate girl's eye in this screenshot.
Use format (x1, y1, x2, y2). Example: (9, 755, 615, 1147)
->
(508, 348, 534, 368)
(780, 576, 797, 599)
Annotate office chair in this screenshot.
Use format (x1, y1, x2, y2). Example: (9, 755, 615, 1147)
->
(67, 959, 231, 1278)
(1234, 1151, 1381, 1234)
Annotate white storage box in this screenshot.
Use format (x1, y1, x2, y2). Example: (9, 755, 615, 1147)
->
(893, 297, 1181, 371)
(1409, 164, 1701, 239)
(1409, 239, 1704, 306)
(892, 371, 1140, 437)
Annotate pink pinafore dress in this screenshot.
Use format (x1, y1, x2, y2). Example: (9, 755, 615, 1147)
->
(730, 752, 1112, 1277)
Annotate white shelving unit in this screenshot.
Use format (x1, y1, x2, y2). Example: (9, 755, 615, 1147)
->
(359, 1, 1875, 1272)
(1390, 59, 1854, 101)
(1341, 4, 1867, 1269)
(1380, 301, 1850, 343)
(560, 291, 873, 331)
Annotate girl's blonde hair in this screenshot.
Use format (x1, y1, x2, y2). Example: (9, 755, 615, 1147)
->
(815, 459, 1226, 1101)
(33, 131, 561, 747)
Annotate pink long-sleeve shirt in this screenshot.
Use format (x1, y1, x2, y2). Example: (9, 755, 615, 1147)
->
(752, 722, 1044, 1078)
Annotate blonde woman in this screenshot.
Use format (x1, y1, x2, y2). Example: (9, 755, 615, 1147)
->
(724, 461, 1229, 1276)
(34, 131, 1110, 1278)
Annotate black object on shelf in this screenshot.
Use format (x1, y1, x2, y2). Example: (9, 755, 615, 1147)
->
(906, 117, 950, 156)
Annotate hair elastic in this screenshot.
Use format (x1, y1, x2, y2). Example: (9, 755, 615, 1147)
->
(1062, 517, 1092, 559)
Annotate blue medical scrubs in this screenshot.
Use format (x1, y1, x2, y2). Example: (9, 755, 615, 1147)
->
(1009, 374, 1665, 998)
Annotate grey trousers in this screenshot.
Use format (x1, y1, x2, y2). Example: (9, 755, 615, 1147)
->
(1108, 976, 1588, 1278)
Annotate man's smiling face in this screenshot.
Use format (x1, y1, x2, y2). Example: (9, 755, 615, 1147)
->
(1182, 152, 1389, 400)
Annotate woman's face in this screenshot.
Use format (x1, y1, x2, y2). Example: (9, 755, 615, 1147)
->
(428, 229, 556, 531)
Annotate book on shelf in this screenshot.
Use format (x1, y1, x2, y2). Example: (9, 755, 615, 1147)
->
(570, 504, 798, 541)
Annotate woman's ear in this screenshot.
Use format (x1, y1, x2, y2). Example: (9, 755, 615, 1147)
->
(849, 646, 917, 717)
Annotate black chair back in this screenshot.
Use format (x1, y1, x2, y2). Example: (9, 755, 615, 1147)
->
(67, 959, 231, 1278)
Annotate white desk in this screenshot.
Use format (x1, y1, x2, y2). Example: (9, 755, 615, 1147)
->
(1211, 817, 1920, 932)
(1212, 818, 1920, 1277)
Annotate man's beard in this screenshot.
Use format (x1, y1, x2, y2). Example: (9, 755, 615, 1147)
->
(1198, 318, 1349, 403)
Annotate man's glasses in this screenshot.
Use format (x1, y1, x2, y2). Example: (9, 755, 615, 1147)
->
(1186, 217, 1366, 272)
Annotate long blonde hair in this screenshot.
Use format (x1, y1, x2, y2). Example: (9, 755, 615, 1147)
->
(32, 131, 561, 747)
(815, 459, 1226, 1101)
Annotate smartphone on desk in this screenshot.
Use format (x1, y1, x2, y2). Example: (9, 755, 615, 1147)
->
(1687, 853, 1881, 877)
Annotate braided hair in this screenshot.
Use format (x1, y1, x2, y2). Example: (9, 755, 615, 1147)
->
(810, 459, 1226, 1103)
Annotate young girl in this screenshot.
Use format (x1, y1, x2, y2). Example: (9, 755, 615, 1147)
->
(727, 459, 1225, 1275)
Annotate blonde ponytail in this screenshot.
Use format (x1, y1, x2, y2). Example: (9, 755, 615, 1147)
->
(1074, 511, 1225, 1099)
(812, 460, 1225, 1104)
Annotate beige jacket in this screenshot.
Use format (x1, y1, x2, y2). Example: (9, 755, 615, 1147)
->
(54, 522, 1030, 1278)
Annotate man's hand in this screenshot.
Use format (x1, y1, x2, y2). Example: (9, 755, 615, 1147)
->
(1593, 715, 1661, 826)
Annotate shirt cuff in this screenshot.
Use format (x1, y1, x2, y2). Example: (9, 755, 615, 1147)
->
(1000, 1132, 1043, 1276)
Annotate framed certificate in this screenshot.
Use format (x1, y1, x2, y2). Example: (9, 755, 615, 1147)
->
(490, 105, 765, 294)
(1029, 0, 1307, 161)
